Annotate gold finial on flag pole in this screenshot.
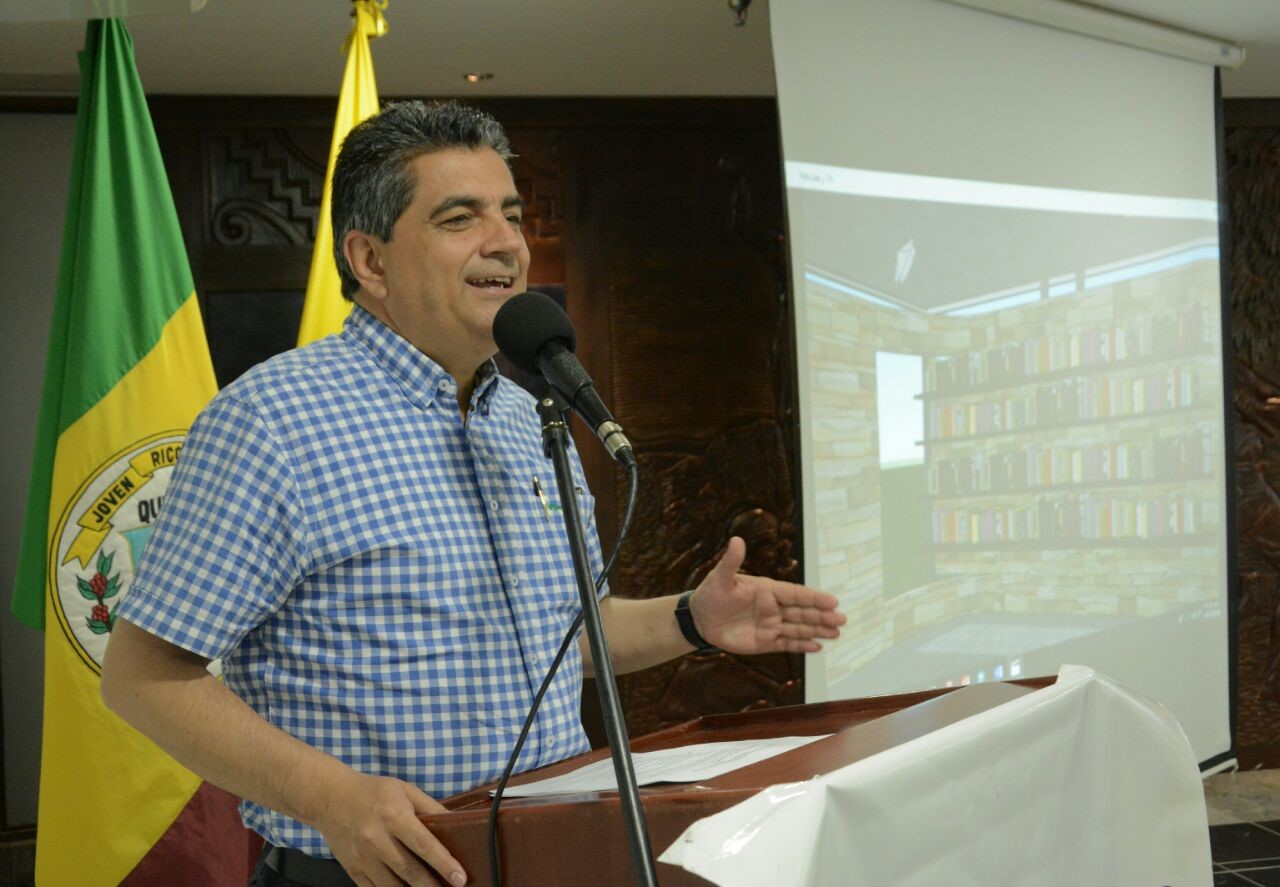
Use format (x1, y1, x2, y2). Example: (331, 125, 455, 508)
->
(342, 0, 388, 55)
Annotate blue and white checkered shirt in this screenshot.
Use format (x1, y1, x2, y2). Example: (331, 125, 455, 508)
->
(120, 305, 602, 856)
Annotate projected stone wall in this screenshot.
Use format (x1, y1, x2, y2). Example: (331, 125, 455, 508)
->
(805, 260, 1225, 687)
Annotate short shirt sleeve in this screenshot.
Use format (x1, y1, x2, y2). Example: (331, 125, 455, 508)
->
(117, 393, 312, 661)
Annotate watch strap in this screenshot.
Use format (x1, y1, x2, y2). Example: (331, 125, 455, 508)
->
(675, 590, 717, 651)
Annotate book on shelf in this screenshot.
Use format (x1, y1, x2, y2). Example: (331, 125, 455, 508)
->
(926, 429, 1213, 496)
(924, 304, 1213, 395)
(930, 491, 1203, 545)
(925, 366, 1202, 440)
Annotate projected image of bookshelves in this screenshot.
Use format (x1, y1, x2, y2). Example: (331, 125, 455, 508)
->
(921, 305, 1218, 550)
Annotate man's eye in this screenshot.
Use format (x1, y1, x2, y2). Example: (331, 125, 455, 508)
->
(507, 215, 523, 226)
(442, 214, 471, 226)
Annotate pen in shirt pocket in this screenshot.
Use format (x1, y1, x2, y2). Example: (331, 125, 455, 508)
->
(532, 476, 556, 522)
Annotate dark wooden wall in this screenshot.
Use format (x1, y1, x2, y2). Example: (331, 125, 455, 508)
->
(129, 94, 1280, 763)
(145, 96, 805, 744)
(1225, 99, 1280, 768)
(556, 108, 803, 738)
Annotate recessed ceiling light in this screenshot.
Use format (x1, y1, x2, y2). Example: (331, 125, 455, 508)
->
(464, 73, 494, 83)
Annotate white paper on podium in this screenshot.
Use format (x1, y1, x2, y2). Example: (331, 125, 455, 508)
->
(659, 665, 1213, 887)
(497, 735, 829, 798)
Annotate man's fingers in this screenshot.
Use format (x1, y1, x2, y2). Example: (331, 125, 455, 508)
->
(775, 620, 840, 640)
(342, 839, 453, 887)
(779, 604, 847, 628)
(404, 781, 450, 817)
(386, 840, 448, 887)
(399, 782, 466, 884)
(780, 605, 832, 625)
(391, 816, 465, 886)
(361, 854, 443, 887)
(775, 636, 823, 653)
(344, 851, 404, 887)
(401, 830, 464, 886)
(749, 576, 844, 612)
(780, 586, 844, 612)
(363, 822, 458, 887)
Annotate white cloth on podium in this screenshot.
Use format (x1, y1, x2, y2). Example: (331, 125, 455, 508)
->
(659, 665, 1212, 887)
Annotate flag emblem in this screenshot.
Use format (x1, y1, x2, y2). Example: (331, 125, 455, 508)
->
(49, 430, 185, 673)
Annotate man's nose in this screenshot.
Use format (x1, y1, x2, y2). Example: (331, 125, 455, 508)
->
(482, 215, 526, 257)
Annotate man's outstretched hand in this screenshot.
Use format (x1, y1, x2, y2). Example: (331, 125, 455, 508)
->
(689, 536, 846, 654)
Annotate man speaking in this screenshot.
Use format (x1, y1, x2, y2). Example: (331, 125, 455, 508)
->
(101, 101, 845, 887)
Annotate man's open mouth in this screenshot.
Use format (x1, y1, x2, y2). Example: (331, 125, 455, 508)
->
(467, 276, 514, 290)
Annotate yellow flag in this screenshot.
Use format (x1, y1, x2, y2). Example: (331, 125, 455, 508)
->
(296, 0, 388, 346)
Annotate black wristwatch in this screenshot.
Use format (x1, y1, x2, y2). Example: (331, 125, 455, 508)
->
(675, 590, 717, 651)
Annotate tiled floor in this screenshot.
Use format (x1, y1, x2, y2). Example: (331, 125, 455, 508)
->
(1208, 770, 1280, 885)
(1212, 821, 1280, 885)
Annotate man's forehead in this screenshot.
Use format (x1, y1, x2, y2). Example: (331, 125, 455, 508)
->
(407, 147, 518, 203)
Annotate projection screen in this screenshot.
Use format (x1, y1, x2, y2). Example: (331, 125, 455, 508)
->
(774, 0, 1232, 764)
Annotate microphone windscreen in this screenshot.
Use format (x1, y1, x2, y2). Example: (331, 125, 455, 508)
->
(492, 291, 577, 374)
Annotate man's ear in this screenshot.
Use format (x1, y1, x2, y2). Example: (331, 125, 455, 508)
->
(344, 230, 389, 302)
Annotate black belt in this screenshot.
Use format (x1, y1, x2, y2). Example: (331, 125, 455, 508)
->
(262, 845, 356, 887)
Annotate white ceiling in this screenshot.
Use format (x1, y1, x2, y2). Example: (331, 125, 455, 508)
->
(0, 0, 1277, 99)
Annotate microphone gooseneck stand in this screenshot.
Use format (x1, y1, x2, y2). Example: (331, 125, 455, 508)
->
(535, 391, 658, 887)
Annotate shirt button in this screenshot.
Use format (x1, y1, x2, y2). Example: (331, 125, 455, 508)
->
(548, 736, 557, 746)
(511, 576, 520, 588)
(489, 500, 500, 513)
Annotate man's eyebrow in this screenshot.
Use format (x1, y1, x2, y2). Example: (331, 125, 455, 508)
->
(428, 195, 482, 218)
(428, 194, 525, 217)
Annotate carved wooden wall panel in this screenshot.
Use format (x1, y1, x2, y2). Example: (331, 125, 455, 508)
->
(152, 101, 327, 387)
(1226, 102, 1280, 767)
(559, 113, 801, 740)
(206, 130, 326, 247)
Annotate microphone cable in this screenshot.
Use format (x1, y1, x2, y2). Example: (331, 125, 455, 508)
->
(487, 457, 640, 887)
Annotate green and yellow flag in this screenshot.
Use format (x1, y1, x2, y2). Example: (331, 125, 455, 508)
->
(12, 20, 247, 885)
(296, 0, 388, 346)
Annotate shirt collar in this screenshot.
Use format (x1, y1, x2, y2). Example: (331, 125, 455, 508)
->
(342, 304, 501, 413)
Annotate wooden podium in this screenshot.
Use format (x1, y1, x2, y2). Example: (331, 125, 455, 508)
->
(426, 678, 1054, 886)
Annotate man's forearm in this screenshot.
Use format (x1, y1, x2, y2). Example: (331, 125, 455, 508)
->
(582, 595, 694, 677)
(100, 619, 354, 830)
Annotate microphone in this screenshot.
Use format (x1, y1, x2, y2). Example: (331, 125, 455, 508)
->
(493, 292, 636, 467)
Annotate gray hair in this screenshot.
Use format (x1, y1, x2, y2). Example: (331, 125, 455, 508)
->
(330, 100, 514, 299)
